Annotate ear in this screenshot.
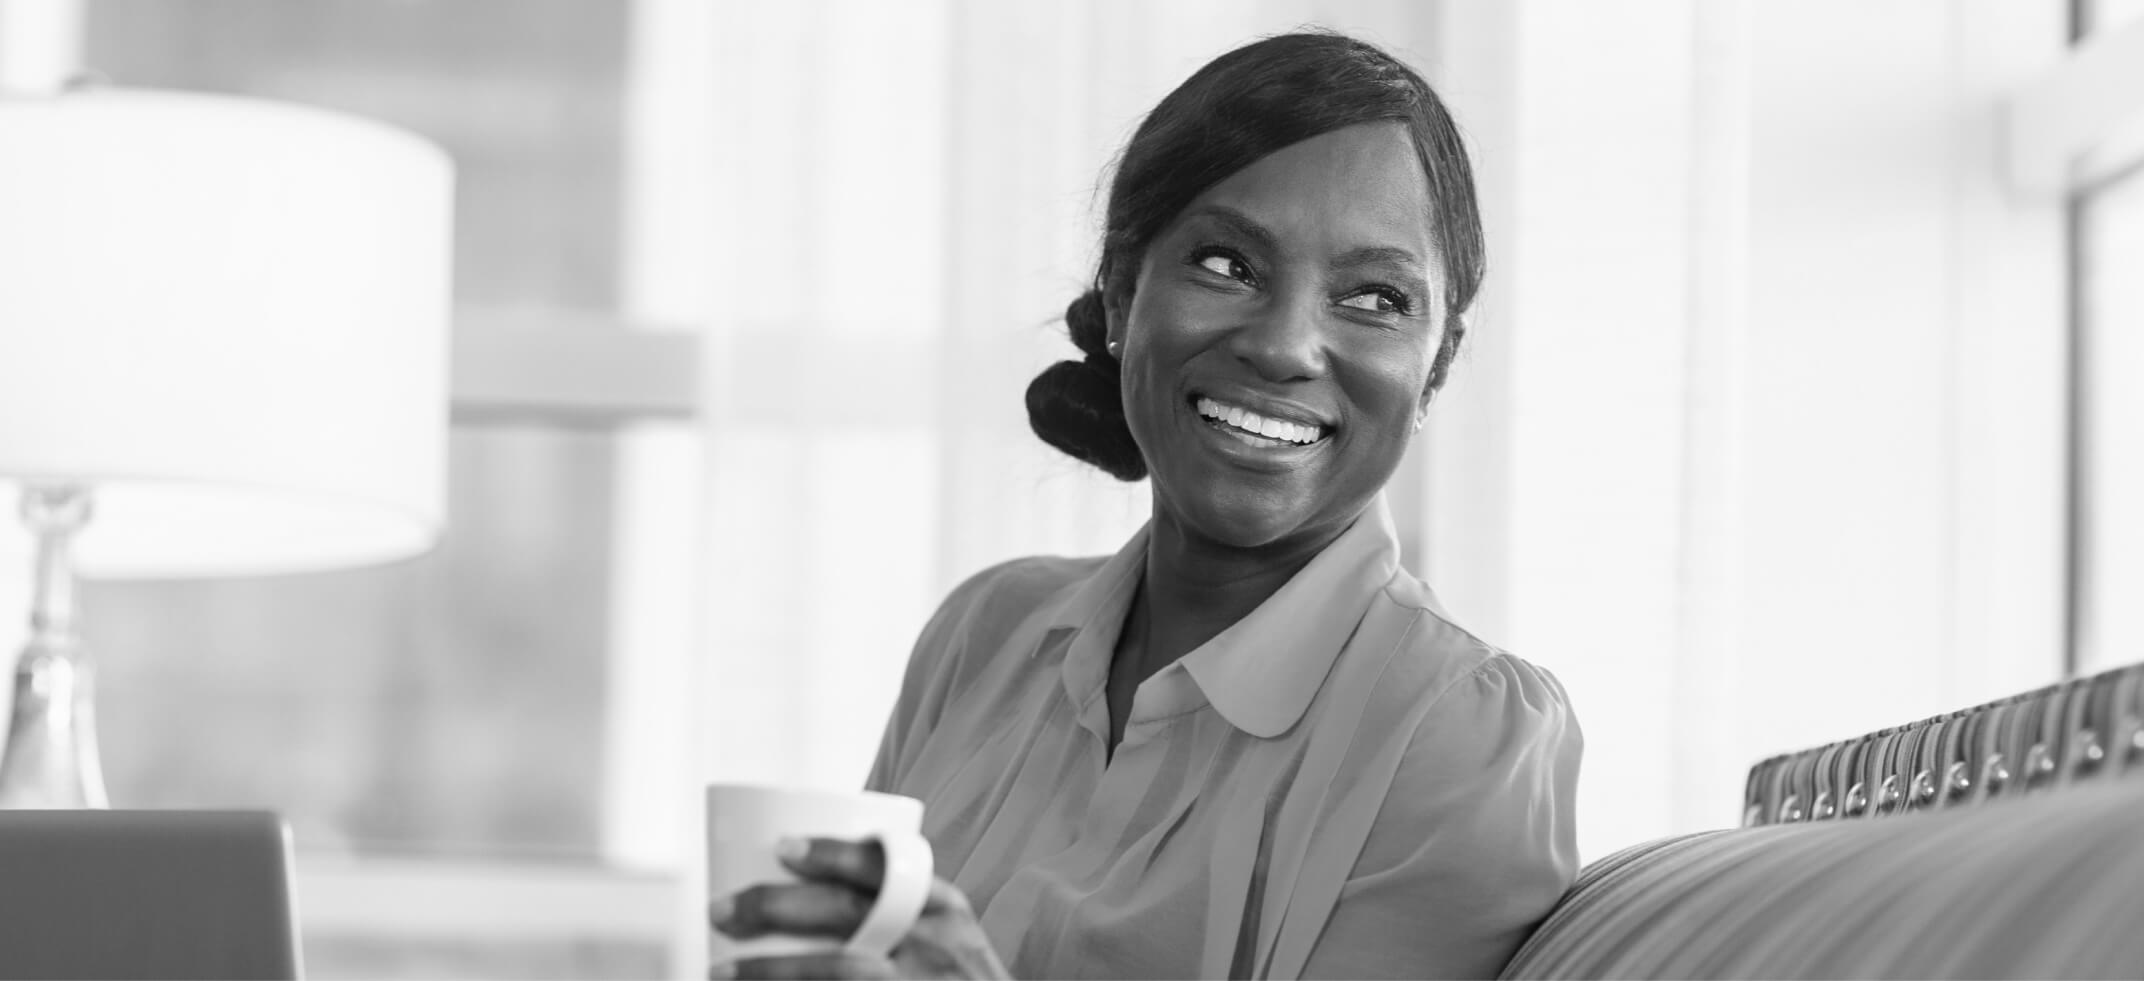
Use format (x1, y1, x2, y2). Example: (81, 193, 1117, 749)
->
(1417, 310, 1465, 423)
(1103, 285, 1129, 352)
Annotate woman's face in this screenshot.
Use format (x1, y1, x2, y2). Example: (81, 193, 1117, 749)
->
(1111, 121, 1445, 551)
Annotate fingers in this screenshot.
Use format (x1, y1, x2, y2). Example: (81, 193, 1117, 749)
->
(777, 836, 886, 893)
(924, 875, 976, 917)
(775, 838, 974, 916)
(713, 881, 872, 940)
(711, 952, 896, 980)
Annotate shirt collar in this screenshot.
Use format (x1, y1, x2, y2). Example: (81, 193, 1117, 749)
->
(1033, 496, 1403, 738)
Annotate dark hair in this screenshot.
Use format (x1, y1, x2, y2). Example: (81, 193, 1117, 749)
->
(1025, 30, 1485, 481)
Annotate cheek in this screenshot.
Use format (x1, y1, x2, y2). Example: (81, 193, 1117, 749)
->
(1121, 287, 1216, 399)
(1338, 342, 1434, 434)
(1114, 298, 1178, 445)
(1130, 279, 1223, 347)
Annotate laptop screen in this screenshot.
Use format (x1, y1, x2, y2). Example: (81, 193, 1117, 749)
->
(0, 810, 301, 980)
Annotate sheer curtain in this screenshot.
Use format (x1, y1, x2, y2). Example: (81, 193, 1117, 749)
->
(1430, 0, 2071, 857)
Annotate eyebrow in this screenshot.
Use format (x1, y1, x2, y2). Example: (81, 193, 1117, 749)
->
(1183, 204, 1426, 274)
(1185, 204, 1281, 256)
(1331, 245, 1424, 275)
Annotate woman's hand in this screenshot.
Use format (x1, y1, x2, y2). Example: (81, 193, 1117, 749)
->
(710, 836, 1012, 980)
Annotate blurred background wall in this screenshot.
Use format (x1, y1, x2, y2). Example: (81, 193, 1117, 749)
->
(0, 0, 2139, 977)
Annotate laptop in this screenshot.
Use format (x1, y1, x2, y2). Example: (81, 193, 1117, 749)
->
(0, 810, 302, 980)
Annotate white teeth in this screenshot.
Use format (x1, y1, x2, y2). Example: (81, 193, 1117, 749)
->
(1194, 396, 1324, 445)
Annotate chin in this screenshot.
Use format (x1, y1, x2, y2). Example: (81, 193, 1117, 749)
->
(1171, 483, 1317, 550)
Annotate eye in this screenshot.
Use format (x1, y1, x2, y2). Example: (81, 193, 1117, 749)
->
(1191, 247, 1256, 285)
(1339, 286, 1413, 315)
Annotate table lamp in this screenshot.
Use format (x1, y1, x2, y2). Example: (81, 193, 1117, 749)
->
(0, 87, 453, 808)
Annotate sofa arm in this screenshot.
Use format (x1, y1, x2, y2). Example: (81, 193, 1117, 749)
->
(1500, 776, 2144, 979)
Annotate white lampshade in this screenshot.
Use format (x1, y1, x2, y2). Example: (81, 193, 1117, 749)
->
(0, 88, 452, 579)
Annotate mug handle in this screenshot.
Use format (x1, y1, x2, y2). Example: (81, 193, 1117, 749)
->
(846, 830, 934, 957)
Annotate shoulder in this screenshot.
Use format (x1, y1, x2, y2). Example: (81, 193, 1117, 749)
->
(1349, 579, 1583, 867)
(1306, 623, 1583, 981)
(904, 553, 1108, 689)
(1367, 572, 1578, 729)
(878, 553, 1112, 767)
(956, 553, 1107, 609)
(924, 553, 1106, 639)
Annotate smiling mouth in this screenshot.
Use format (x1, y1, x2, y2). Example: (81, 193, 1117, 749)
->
(1191, 396, 1331, 449)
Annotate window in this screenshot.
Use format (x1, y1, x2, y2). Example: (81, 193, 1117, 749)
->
(2079, 170, 2144, 675)
(2073, 0, 2144, 673)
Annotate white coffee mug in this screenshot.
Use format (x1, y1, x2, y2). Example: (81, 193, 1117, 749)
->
(706, 784, 935, 963)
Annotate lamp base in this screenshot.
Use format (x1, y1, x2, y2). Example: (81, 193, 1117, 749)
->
(0, 645, 108, 809)
(0, 485, 108, 809)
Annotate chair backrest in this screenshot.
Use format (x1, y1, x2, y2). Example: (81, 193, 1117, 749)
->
(0, 810, 301, 980)
(1742, 660, 2144, 826)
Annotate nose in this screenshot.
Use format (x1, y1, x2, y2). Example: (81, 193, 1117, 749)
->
(1225, 290, 1326, 383)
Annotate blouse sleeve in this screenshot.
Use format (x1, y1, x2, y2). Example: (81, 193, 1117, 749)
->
(1299, 654, 1583, 980)
(862, 561, 1012, 794)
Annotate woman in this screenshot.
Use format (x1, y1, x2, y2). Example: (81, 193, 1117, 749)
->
(713, 30, 1581, 980)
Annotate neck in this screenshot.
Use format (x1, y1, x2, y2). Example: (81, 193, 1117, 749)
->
(1129, 499, 1356, 677)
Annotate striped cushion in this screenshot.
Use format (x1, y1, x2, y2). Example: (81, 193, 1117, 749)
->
(1501, 776, 2144, 979)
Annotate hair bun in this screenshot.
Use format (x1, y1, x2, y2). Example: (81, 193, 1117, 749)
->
(1025, 291, 1147, 481)
(1064, 290, 1107, 351)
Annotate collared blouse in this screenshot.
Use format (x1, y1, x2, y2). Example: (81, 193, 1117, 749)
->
(865, 497, 1582, 979)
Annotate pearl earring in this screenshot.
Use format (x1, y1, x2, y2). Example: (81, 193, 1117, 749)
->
(1107, 340, 1122, 357)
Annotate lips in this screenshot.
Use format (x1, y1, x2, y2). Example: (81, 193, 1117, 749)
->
(1189, 390, 1333, 444)
(1184, 391, 1337, 464)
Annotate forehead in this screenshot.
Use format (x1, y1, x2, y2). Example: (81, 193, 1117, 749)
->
(1182, 120, 1433, 258)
